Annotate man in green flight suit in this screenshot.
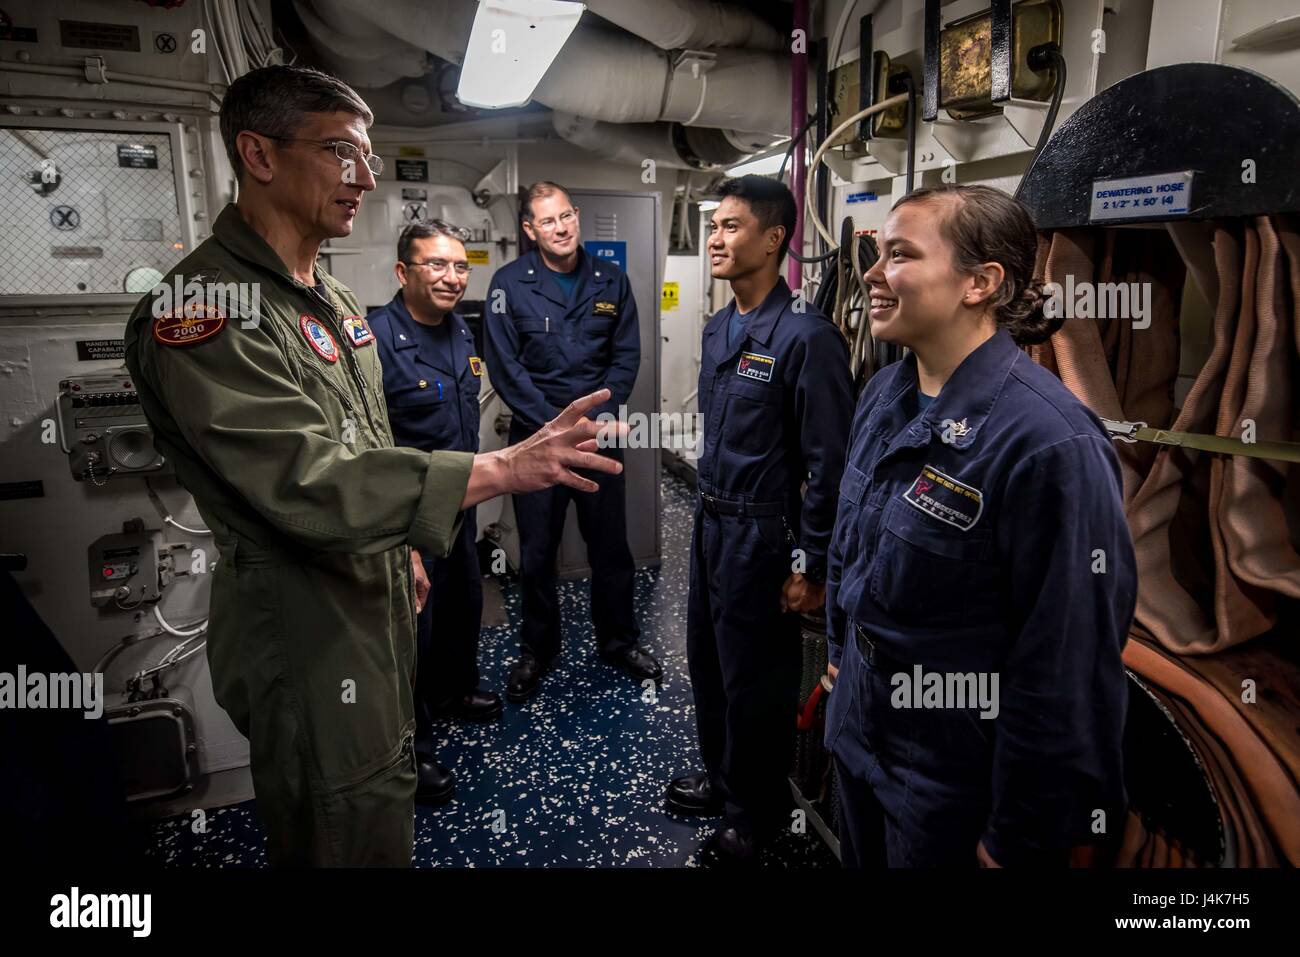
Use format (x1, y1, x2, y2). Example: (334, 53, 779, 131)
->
(123, 65, 623, 867)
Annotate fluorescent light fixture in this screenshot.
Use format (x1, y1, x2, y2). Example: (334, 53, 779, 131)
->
(457, 0, 586, 109)
(724, 152, 786, 177)
(697, 200, 719, 211)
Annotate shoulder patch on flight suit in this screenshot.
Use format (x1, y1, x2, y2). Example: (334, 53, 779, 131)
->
(341, 316, 375, 348)
(299, 314, 339, 363)
(469, 355, 483, 376)
(153, 304, 226, 347)
(593, 300, 618, 316)
(903, 465, 983, 531)
(737, 352, 776, 382)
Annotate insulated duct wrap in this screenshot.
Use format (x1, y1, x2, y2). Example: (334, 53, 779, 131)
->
(303, 0, 796, 134)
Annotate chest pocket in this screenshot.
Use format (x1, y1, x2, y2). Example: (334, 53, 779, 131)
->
(869, 496, 999, 625)
(832, 462, 870, 568)
(516, 317, 561, 368)
(388, 381, 438, 409)
(722, 377, 781, 456)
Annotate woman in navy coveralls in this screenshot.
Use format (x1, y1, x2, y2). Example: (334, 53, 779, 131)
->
(825, 186, 1137, 867)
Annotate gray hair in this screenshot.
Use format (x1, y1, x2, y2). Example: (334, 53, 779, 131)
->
(219, 65, 374, 182)
(398, 220, 471, 263)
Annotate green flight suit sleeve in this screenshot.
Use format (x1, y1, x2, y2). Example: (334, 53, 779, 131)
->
(136, 307, 473, 558)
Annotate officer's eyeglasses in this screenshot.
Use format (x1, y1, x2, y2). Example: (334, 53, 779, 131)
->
(530, 209, 578, 233)
(257, 134, 384, 176)
(407, 259, 471, 278)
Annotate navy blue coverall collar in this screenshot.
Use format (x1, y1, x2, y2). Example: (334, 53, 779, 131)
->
(380, 290, 463, 377)
(516, 246, 612, 312)
(873, 328, 1021, 453)
(704, 276, 795, 366)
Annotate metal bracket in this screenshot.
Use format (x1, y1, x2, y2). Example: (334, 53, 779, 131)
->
(1101, 418, 1145, 443)
(83, 56, 108, 84)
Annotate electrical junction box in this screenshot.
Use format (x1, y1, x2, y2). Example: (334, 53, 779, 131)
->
(88, 528, 162, 608)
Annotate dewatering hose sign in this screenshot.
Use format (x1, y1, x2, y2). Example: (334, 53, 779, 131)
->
(1089, 171, 1194, 222)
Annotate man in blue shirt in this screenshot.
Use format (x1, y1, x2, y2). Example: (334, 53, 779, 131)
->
(369, 221, 503, 806)
(484, 182, 661, 701)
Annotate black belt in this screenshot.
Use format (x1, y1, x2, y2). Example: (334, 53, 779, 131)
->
(698, 491, 786, 517)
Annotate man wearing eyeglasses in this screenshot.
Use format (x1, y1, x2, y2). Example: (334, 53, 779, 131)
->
(485, 181, 660, 702)
(124, 67, 625, 867)
(367, 221, 503, 809)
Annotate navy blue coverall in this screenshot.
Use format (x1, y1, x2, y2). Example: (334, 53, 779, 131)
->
(484, 247, 641, 663)
(690, 277, 854, 833)
(368, 293, 482, 762)
(825, 329, 1136, 867)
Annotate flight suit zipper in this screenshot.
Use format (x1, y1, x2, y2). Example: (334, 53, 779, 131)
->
(305, 282, 379, 432)
(301, 363, 361, 421)
(330, 727, 416, 795)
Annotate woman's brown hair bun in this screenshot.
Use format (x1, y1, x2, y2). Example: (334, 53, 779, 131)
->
(1003, 277, 1061, 346)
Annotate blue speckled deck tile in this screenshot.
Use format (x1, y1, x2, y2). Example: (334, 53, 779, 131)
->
(145, 473, 835, 869)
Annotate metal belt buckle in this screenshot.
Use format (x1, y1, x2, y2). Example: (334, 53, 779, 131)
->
(1101, 417, 1145, 444)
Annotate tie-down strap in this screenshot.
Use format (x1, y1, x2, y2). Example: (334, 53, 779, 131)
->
(1102, 418, 1300, 464)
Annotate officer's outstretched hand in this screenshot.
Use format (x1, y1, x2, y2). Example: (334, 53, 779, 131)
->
(462, 390, 628, 507)
(780, 573, 826, 613)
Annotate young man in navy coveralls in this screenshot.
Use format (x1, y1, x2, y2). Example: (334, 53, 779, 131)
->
(667, 176, 854, 864)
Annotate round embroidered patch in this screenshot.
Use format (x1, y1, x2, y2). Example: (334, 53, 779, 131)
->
(299, 314, 339, 363)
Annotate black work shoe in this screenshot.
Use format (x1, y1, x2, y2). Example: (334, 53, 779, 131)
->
(602, 646, 663, 682)
(665, 771, 724, 816)
(435, 689, 503, 722)
(506, 655, 549, 703)
(699, 825, 760, 867)
(415, 761, 455, 807)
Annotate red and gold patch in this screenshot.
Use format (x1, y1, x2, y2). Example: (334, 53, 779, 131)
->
(152, 303, 227, 347)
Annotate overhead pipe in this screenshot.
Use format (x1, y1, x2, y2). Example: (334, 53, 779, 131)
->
(789, 0, 808, 290)
(292, 0, 430, 88)
(581, 0, 785, 51)
(552, 111, 784, 169)
(304, 0, 802, 134)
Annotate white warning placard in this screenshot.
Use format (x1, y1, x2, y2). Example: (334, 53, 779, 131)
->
(1089, 170, 1194, 222)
